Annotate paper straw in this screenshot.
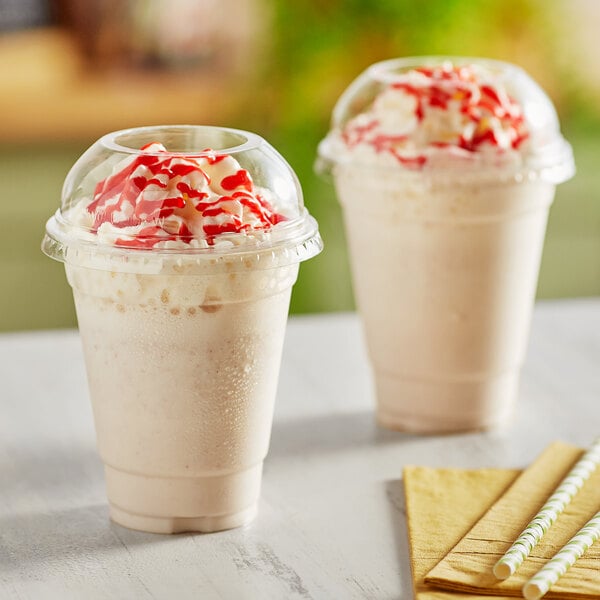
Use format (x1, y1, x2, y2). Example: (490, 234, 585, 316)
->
(493, 437, 600, 579)
(522, 510, 600, 600)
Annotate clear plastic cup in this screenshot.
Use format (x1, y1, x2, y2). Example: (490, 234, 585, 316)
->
(317, 57, 574, 433)
(43, 125, 322, 532)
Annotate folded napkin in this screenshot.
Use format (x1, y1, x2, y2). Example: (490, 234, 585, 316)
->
(425, 441, 600, 598)
(404, 464, 519, 599)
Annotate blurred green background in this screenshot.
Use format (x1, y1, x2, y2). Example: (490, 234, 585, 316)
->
(2, 0, 599, 331)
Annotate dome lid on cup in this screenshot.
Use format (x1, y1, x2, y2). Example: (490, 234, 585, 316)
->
(316, 57, 575, 184)
(43, 125, 322, 272)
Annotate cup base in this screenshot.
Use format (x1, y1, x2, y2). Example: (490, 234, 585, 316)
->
(109, 503, 258, 534)
(103, 462, 263, 534)
(374, 369, 518, 433)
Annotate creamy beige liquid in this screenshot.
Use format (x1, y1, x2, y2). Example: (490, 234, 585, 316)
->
(67, 262, 298, 532)
(334, 169, 555, 432)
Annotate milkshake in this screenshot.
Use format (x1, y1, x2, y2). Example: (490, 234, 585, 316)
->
(43, 125, 322, 532)
(317, 58, 574, 433)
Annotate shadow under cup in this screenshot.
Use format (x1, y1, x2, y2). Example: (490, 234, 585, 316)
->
(334, 171, 556, 433)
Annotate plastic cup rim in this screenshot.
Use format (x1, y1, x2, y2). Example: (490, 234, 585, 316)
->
(365, 55, 526, 84)
(99, 124, 265, 157)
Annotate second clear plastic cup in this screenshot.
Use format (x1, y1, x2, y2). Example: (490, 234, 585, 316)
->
(317, 57, 574, 433)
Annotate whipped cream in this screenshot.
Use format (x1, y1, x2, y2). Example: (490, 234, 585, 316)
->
(338, 63, 529, 169)
(72, 142, 287, 249)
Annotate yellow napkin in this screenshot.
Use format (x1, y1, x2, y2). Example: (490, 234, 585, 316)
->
(404, 464, 519, 600)
(425, 442, 600, 598)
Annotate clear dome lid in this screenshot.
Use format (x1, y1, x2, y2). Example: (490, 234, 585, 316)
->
(43, 125, 322, 271)
(317, 56, 575, 184)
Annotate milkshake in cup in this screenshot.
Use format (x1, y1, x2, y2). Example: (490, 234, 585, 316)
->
(317, 57, 574, 433)
(43, 125, 322, 533)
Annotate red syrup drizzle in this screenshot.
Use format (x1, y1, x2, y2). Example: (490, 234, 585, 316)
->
(87, 144, 286, 248)
(342, 64, 529, 168)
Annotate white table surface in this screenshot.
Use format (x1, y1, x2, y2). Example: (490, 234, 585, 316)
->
(1, 300, 600, 600)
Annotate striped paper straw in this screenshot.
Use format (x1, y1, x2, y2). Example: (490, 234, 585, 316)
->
(493, 437, 600, 579)
(522, 510, 600, 600)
